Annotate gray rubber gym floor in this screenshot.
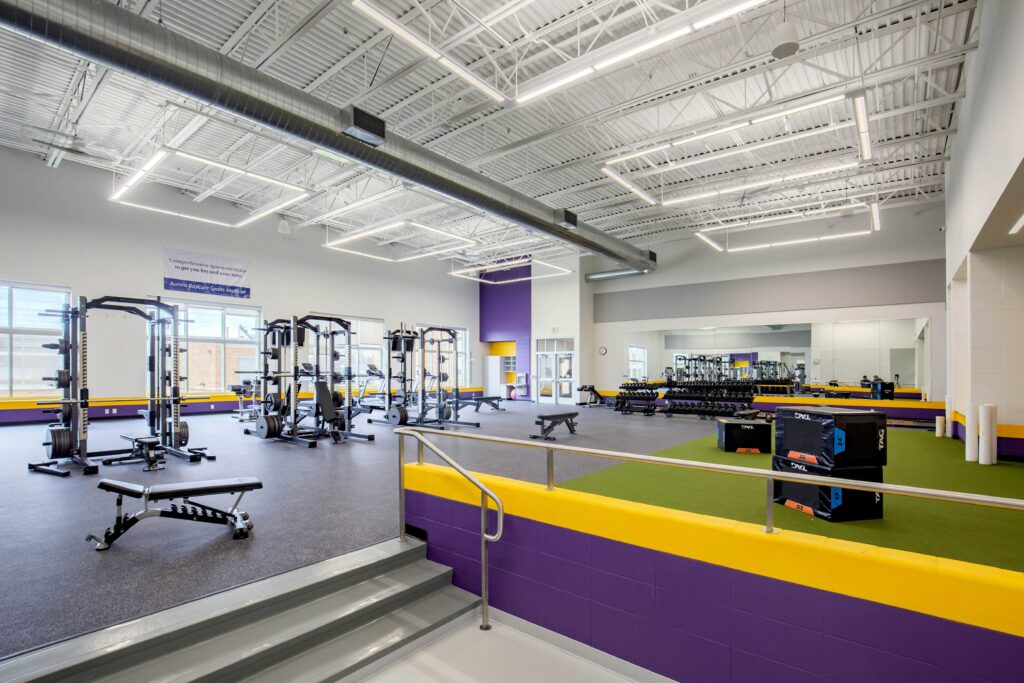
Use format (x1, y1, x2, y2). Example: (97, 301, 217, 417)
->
(0, 401, 713, 659)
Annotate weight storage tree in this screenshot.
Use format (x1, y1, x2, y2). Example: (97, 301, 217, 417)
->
(29, 295, 212, 477)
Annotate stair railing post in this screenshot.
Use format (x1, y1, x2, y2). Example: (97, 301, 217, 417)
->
(398, 433, 406, 542)
(480, 490, 491, 631)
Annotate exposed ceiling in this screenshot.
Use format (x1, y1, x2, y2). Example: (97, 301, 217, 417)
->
(0, 0, 975, 268)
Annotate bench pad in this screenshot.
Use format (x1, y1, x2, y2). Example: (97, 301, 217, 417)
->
(98, 477, 263, 501)
(537, 412, 578, 420)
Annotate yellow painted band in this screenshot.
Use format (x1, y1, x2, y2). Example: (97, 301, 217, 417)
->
(489, 341, 517, 356)
(754, 396, 945, 410)
(405, 463, 1024, 636)
(951, 411, 1024, 439)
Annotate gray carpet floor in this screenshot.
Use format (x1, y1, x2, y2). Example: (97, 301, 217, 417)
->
(0, 401, 714, 658)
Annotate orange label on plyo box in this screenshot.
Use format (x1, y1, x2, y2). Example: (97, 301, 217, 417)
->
(784, 500, 814, 516)
(786, 451, 819, 465)
(737, 448, 762, 453)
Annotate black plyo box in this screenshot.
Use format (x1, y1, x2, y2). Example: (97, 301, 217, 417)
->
(717, 418, 771, 453)
(775, 406, 886, 469)
(772, 456, 884, 522)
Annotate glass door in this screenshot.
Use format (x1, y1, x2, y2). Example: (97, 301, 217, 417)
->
(556, 353, 574, 403)
(536, 352, 555, 404)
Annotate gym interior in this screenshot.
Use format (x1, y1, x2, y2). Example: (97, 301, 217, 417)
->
(0, 0, 1021, 680)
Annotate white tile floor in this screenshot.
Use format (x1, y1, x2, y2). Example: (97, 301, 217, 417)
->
(363, 621, 632, 683)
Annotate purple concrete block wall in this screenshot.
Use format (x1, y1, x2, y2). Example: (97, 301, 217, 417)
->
(480, 265, 531, 399)
(405, 489, 1024, 682)
(952, 420, 1024, 460)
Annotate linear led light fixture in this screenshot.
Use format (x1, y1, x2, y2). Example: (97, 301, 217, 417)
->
(298, 186, 406, 227)
(110, 148, 309, 228)
(352, 0, 506, 103)
(173, 150, 304, 191)
(870, 201, 881, 231)
(607, 95, 844, 165)
(820, 230, 872, 240)
(728, 243, 771, 253)
(663, 160, 859, 206)
(517, 67, 594, 104)
(323, 220, 475, 262)
(750, 94, 845, 125)
(849, 91, 873, 161)
(601, 167, 657, 204)
(450, 258, 572, 284)
(695, 231, 724, 252)
(117, 201, 236, 228)
(235, 193, 310, 228)
(770, 237, 819, 247)
(109, 149, 168, 200)
(693, 0, 771, 29)
(593, 24, 693, 71)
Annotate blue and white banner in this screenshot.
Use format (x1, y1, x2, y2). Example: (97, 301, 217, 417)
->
(163, 249, 251, 299)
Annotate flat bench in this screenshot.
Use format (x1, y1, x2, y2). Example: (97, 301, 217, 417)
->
(87, 477, 263, 550)
(530, 412, 579, 441)
(449, 396, 505, 413)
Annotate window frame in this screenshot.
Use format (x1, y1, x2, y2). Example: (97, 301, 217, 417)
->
(628, 345, 648, 381)
(416, 324, 470, 386)
(0, 281, 71, 397)
(306, 313, 385, 380)
(168, 299, 261, 394)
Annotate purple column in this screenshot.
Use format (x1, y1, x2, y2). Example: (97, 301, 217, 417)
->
(480, 266, 531, 399)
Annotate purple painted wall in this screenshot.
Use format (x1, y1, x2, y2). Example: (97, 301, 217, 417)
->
(480, 266, 531, 399)
(406, 489, 1024, 683)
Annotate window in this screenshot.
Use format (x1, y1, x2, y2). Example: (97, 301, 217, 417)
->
(417, 325, 470, 385)
(307, 315, 384, 379)
(0, 283, 70, 397)
(628, 346, 648, 380)
(174, 301, 259, 393)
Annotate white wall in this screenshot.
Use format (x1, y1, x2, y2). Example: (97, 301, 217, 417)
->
(967, 246, 1024, 424)
(590, 203, 945, 295)
(944, 0, 1024, 281)
(0, 148, 481, 397)
(531, 255, 584, 401)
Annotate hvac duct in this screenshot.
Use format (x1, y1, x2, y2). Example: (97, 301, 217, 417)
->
(0, 0, 656, 275)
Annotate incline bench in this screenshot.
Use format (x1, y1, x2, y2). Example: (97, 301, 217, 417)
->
(530, 412, 579, 441)
(87, 477, 263, 550)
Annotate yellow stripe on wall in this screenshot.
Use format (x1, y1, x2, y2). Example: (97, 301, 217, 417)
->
(753, 396, 946, 410)
(405, 463, 1024, 637)
(489, 341, 516, 356)
(951, 411, 1024, 439)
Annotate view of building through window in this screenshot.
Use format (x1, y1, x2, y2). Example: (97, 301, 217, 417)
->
(0, 283, 70, 397)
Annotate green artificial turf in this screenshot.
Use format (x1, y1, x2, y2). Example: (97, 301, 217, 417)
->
(561, 427, 1024, 572)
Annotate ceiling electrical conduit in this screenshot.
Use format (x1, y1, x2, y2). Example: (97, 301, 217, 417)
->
(0, 0, 656, 278)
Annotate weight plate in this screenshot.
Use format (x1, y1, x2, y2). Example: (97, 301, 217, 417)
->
(437, 404, 452, 420)
(262, 393, 282, 414)
(387, 405, 408, 426)
(45, 426, 72, 459)
(256, 414, 282, 439)
(394, 390, 407, 406)
(332, 390, 345, 408)
(52, 369, 71, 389)
(177, 420, 190, 447)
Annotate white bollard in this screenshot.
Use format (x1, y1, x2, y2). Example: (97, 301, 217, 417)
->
(965, 406, 979, 462)
(935, 416, 945, 437)
(979, 404, 997, 466)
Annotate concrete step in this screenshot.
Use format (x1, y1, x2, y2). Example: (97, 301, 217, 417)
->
(240, 586, 481, 683)
(101, 559, 455, 683)
(0, 538, 447, 682)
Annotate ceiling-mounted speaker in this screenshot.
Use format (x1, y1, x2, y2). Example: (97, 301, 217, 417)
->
(277, 219, 292, 235)
(771, 21, 800, 59)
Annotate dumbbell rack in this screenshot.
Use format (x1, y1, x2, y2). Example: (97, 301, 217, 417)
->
(662, 381, 756, 419)
(615, 382, 660, 416)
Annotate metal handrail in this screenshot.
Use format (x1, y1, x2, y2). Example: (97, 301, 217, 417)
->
(397, 427, 1024, 534)
(395, 427, 504, 630)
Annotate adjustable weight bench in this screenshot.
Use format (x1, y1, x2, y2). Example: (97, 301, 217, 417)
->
(530, 412, 579, 441)
(87, 477, 262, 550)
(450, 396, 506, 413)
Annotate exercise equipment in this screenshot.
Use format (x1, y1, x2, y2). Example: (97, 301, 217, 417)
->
(717, 418, 771, 454)
(772, 407, 887, 522)
(530, 412, 579, 441)
(30, 295, 212, 477)
(86, 477, 262, 550)
(414, 327, 479, 429)
(230, 381, 260, 422)
(366, 326, 420, 427)
(244, 314, 372, 447)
